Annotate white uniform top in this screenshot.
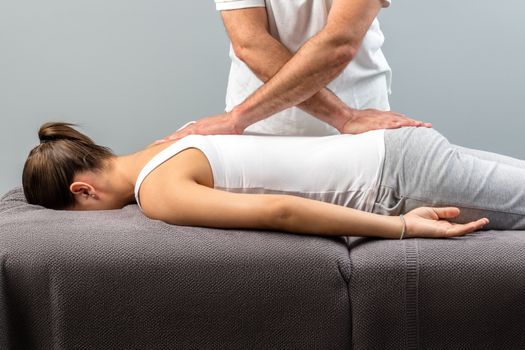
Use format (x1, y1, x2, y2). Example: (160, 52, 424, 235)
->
(214, 0, 393, 136)
(135, 130, 386, 213)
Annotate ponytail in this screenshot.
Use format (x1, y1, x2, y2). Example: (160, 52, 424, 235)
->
(38, 122, 96, 145)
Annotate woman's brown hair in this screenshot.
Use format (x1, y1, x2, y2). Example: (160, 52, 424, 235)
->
(22, 122, 114, 209)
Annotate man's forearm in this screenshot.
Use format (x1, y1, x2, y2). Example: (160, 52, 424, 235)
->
(236, 34, 352, 131)
(231, 28, 359, 132)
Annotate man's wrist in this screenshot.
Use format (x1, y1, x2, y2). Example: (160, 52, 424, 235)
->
(230, 106, 249, 135)
(306, 89, 356, 133)
(334, 107, 355, 133)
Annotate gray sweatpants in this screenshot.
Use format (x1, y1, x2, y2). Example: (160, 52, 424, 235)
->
(373, 127, 525, 230)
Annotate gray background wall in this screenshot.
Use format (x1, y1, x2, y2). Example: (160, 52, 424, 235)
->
(1, 0, 524, 195)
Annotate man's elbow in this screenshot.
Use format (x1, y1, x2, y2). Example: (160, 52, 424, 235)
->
(231, 39, 271, 80)
(322, 30, 360, 68)
(332, 43, 358, 67)
(232, 41, 257, 64)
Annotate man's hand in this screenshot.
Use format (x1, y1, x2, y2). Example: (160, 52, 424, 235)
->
(341, 109, 433, 134)
(154, 113, 241, 144)
(403, 207, 489, 239)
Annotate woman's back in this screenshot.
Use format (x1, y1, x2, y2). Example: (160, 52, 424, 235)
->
(136, 130, 386, 213)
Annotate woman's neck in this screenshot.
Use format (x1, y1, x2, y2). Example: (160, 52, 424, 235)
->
(108, 141, 177, 204)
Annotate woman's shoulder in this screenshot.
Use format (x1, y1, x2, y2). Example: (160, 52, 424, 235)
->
(138, 147, 214, 214)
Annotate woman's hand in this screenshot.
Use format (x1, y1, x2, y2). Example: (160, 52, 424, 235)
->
(403, 207, 489, 239)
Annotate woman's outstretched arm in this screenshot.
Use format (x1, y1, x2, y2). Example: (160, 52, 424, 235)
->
(140, 179, 488, 239)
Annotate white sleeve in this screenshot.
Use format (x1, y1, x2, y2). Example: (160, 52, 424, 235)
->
(382, 0, 391, 8)
(215, 0, 266, 11)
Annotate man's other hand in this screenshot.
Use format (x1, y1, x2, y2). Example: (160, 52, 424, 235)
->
(342, 109, 432, 134)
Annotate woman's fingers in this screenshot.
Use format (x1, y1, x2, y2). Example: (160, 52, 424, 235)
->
(406, 206, 489, 238)
(444, 218, 489, 237)
(432, 207, 461, 219)
(433, 207, 489, 237)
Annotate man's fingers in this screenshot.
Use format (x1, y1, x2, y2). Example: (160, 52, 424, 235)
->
(154, 134, 181, 145)
(154, 138, 168, 145)
(408, 120, 422, 126)
(388, 112, 432, 128)
(153, 122, 197, 145)
(411, 119, 432, 128)
(387, 122, 402, 129)
(401, 117, 424, 126)
(390, 112, 406, 118)
(353, 110, 433, 132)
(154, 139, 170, 145)
(395, 119, 418, 127)
(390, 116, 419, 126)
(176, 121, 197, 131)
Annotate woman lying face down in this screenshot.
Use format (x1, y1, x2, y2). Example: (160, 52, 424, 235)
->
(22, 122, 506, 240)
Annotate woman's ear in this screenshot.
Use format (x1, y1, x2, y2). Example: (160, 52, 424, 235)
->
(70, 182, 96, 199)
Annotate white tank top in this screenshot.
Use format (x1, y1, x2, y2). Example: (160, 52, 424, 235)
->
(135, 130, 386, 213)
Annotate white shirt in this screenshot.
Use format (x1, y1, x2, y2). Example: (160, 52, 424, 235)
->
(135, 130, 386, 213)
(215, 0, 393, 136)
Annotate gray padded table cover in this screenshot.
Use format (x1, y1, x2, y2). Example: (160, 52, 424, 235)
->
(0, 187, 352, 350)
(348, 233, 525, 350)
